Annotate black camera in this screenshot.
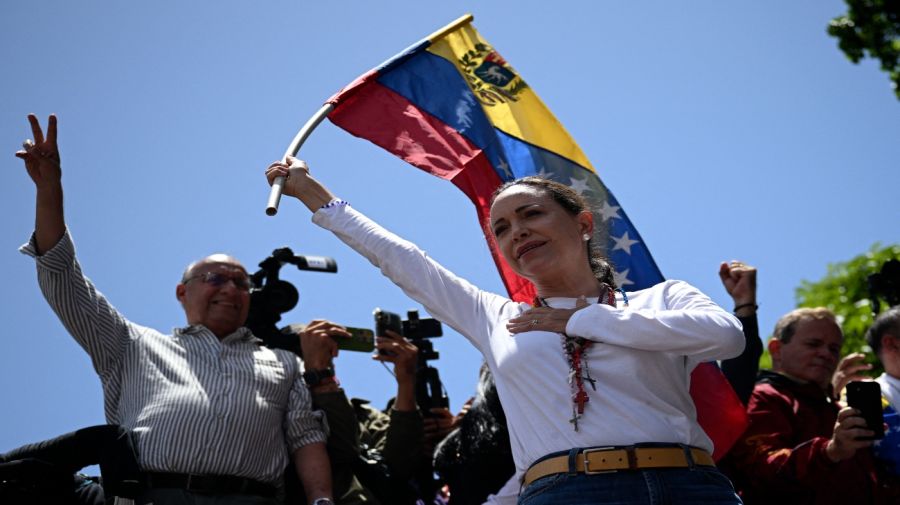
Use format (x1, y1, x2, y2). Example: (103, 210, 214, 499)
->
(374, 309, 443, 357)
(373, 308, 448, 412)
(245, 247, 337, 355)
(869, 259, 900, 315)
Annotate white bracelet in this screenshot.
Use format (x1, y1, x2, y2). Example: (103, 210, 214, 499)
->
(320, 199, 349, 210)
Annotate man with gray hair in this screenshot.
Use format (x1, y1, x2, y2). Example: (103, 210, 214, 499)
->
(15, 114, 334, 504)
(723, 307, 886, 504)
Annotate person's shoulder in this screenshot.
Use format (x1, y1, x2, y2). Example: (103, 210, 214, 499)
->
(112, 323, 170, 347)
(351, 397, 381, 416)
(749, 373, 797, 405)
(253, 343, 303, 372)
(628, 279, 697, 295)
(751, 381, 783, 398)
(661, 279, 705, 293)
(625, 279, 704, 305)
(351, 397, 390, 426)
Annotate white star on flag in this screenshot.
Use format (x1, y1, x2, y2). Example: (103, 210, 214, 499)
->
(536, 167, 552, 178)
(613, 268, 633, 287)
(612, 231, 640, 254)
(598, 200, 621, 222)
(496, 159, 513, 179)
(568, 176, 591, 196)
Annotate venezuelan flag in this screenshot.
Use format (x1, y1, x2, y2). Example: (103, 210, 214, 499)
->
(874, 402, 900, 475)
(325, 14, 744, 459)
(326, 14, 662, 302)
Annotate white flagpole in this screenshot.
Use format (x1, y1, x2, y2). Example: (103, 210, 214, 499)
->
(265, 103, 336, 216)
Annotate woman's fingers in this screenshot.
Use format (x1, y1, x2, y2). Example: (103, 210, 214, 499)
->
(507, 307, 577, 334)
(265, 161, 289, 185)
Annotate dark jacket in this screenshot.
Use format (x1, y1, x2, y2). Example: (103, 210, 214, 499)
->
(723, 370, 886, 504)
(434, 365, 514, 505)
(314, 391, 423, 505)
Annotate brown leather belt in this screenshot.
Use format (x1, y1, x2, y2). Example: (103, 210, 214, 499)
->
(523, 445, 715, 487)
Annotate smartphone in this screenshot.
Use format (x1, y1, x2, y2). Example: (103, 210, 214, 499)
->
(374, 308, 403, 356)
(336, 327, 375, 353)
(846, 381, 885, 440)
(374, 308, 403, 337)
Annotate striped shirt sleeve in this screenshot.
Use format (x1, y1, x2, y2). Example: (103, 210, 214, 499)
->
(284, 354, 329, 452)
(20, 230, 134, 377)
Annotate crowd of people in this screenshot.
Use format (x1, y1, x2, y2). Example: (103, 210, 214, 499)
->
(3, 114, 899, 504)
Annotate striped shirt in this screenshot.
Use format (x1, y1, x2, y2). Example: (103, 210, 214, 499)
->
(21, 231, 327, 484)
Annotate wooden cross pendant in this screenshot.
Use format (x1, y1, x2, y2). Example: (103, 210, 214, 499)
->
(574, 390, 590, 414)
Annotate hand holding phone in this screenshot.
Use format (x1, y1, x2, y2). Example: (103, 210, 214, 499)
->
(374, 331, 418, 377)
(298, 319, 348, 369)
(374, 308, 402, 337)
(374, 308, 403, 356)
(338, 327, 375, 352)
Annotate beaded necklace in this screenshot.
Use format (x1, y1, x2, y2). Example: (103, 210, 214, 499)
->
(535, 284, 629, 431)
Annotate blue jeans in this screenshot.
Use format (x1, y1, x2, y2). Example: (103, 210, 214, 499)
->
(518, 467, 742, 505)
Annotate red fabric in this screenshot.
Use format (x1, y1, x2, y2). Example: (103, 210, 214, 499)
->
(721, 371, 885, 504)
(691, 362, 748, 461)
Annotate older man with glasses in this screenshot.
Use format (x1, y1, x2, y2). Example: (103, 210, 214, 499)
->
(15, 114, 334, 505)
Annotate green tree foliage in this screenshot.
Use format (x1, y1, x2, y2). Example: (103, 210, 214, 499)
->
(828, 0, 900, 99)
(793, 243, 900, 372)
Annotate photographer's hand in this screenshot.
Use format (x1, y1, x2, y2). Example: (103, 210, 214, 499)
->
(456, 397, 474, 425)
(374, 330, 418, 411)
(300, 320, 350, 393)
(423, 408, 455, 453)
(300, 319, 350, 368)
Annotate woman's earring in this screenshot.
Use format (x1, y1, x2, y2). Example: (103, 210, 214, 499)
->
(582, 234, 591, 241)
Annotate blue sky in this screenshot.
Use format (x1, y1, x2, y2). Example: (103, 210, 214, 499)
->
(1, 1, 897, 457)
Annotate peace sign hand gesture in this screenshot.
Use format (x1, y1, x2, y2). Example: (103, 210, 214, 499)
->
(15, 114, 61, 189)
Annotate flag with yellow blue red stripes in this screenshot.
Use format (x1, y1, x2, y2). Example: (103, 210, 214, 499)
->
(324, 14, 746, 460)
(326, 14, 662, 302)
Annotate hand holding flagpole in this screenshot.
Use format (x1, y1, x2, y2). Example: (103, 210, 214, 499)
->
(265, 103, 335, 216)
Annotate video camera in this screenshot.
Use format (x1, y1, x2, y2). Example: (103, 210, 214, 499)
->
(245, 247, 337, 355)
(374, 308, 448, 412)
(869, 259, 900, 315)
(245, 249, 450, 415)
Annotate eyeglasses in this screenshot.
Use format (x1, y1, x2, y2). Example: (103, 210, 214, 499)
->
(183, 272, 252, 291)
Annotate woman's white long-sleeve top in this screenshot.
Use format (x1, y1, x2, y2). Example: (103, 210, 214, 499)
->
(313, 204, 744, 477)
